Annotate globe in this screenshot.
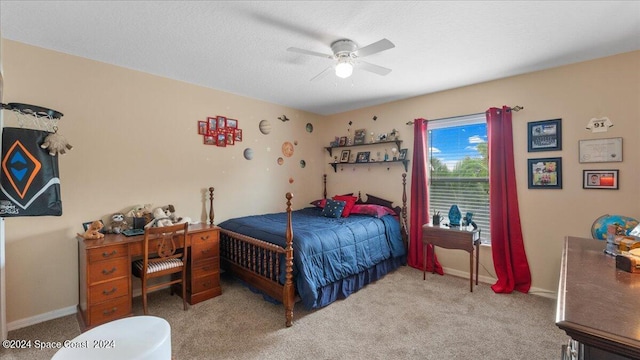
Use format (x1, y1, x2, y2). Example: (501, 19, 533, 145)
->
(591, 214, 639, 240)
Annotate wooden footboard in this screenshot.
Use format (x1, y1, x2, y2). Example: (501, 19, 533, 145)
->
(214, 192, 296, 327)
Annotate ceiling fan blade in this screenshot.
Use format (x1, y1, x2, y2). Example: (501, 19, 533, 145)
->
(287, 47, 334, 59)
(357, 61, 392, 76)
(355, 38, 395, 58)
(310, 66, 333, 82)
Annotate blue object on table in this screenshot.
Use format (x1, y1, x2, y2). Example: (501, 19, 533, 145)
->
(448, 205, 461, 227)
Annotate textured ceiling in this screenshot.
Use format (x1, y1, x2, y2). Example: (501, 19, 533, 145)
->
(1, 1, 639, 115)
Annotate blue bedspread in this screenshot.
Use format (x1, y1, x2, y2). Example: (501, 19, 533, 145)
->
(218, 207, 405, 309)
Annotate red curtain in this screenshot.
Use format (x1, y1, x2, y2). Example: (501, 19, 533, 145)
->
(486, 106, 531, 293)
(408, 118, 443, 274)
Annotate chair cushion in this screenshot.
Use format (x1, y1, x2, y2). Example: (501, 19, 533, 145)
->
(133, 258, 183, 274)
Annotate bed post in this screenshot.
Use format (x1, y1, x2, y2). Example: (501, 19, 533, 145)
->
(401, 173, 409, 255)
(284, 192, 295, 327)
(208, 187, 215, 225)
(323, 174, 327, 199)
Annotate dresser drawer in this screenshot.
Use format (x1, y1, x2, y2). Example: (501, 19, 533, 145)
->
(189, 275, 220, 294)
(88, 257, 129, 284)
(88, 296, 131, 327)
(191, 230, 218, 248)
(88, 277, 129, 305)
(191, 235, 219, 262)
(191, 257, 220, 279)
(87, 244, 128, 263)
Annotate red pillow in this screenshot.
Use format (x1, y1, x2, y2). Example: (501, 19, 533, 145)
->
(332, 195, 358, 217)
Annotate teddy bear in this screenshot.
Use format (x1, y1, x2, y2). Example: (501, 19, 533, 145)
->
(107, 212, 129, 234)
(40, 131, 73, 156)
(144, 207, 174, 228)
(77, 220, 105, 240)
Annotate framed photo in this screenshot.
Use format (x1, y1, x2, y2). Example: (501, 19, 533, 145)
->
(216, 133, 227, 147)
(579, 137, 622, 163)
(354, 129, 366, 145)
(340, 150, 351, 163)
(207, 117, 217, 134)
(399, 148, 408, 160)
(528, 119, 561, 152)
(226, 131, 235, 145)
(339, 136, 347, 146)
(356, 151, 370, 163)
(527, 157, 562, 189)
(226, 118, 238, 129)
(217, 116, 227, 130)
(198, 121, 207, 135)
(203, 135, 215, 145)
(234, 129, 243, 142)
(583, 170, 619, 190)
(82, 220, 105, 233)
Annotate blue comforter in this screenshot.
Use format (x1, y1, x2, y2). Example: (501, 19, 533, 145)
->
(218, 207, 405, 309)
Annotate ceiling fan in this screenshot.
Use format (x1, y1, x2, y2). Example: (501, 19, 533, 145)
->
(287, 38, 395, 82)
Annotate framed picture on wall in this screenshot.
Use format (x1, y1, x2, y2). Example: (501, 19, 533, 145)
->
(198, 121, 207, 135)
(527, 157, 562, 189)
(583, 170, 619, 190)
(340, 150, 351, 163)
(356, 151, 370, 163)
(207, 117, 217, 134)
(527, 119, 562, 152)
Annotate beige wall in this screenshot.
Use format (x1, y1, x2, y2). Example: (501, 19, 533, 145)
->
(2, 38, 639, 326)
(323, 50, 640, 296)
(2, 40, 325, 325)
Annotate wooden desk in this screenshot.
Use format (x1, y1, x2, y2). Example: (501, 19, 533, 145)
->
(556, 236, 640, 359)
(77, 223, 221, 330)
(422, 224, 480, 292)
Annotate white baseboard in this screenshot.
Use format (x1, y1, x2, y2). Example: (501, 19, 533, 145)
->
(441, 266, 557, 299)
(7, 305, 77, 332)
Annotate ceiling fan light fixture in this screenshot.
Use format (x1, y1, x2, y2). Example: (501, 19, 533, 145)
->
(335, 58, 353, 78)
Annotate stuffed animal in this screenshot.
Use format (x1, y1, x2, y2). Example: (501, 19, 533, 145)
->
(144, 207, 174, 228)
(40, 131, 73, 156)
(107, 212, 129, 234)
(163, 204, 191, 225)
(78, 220, 105, 240)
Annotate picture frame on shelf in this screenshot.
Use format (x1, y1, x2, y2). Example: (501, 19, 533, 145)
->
(578, 137, 622, 163)
(356, 151, 370, 163)
(399, 148, 408, 160)
(527, 157, 562, 189)
(340, 150, 351, 163)
(82, 220, 105, 233)
(527, 118, 561, 152)
(198, 121, 207, 135)
(583, 170, 619, 190)
(339, 136, 347, 146)
(354, 129, 366, 144)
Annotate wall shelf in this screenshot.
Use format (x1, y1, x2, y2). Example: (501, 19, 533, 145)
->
(324, 139, 403, 157)
(329, 159, 410, 172)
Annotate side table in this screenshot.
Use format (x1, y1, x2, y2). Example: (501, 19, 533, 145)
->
(422, 224, 480, 292)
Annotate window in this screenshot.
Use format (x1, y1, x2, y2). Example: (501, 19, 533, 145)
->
(427, 113, 491, 244)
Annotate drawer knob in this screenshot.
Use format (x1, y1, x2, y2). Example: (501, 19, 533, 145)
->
(102, 287, 117, 295)
(200, 235, 210, 241)
(201, 248, 211, 254)
(102, 267, 117, 275)
(102, 250, 118, 258)
(102, 307, 117, 316)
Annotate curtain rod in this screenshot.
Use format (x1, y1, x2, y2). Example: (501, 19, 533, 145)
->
(405, 105, 524, 125)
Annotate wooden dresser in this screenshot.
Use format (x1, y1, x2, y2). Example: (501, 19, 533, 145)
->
(556, 236, 640, 359)
(77, 224, 220, 330)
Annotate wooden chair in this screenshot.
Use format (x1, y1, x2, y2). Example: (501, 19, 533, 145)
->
(132, 222, 189, 315)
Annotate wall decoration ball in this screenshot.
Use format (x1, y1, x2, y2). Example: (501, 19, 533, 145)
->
(289, 177, 294, 184)
(306, 123, 313, 133)
(243, 148, 254, 160)
(282, 141, 294, 157)
(294, 140, 298, 146)
(300, 160, 306, 168)
(277, 157, 284, 165)
(259, 120, 271, 135)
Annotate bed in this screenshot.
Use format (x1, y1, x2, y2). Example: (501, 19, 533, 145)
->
(211, 173, 408, 327)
